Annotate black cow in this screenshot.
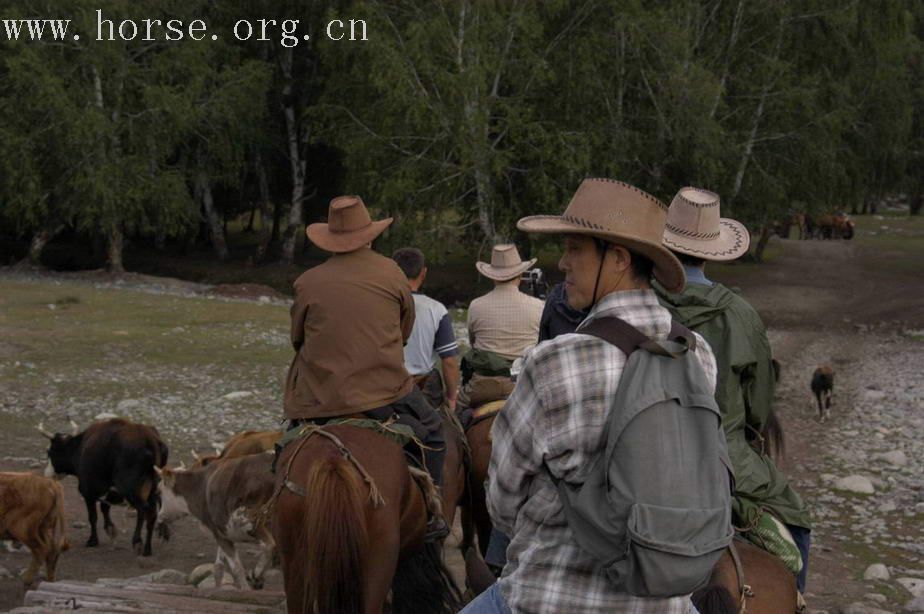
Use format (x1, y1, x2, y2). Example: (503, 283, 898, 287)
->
(39, 418, 168, 556)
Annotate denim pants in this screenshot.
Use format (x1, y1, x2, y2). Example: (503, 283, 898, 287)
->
(460, 584, 511, 614)
(787, 524, 811, 593)
(485, 528, 510, 569)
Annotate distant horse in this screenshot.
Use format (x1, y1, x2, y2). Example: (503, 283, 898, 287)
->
(694, 540, 800, 614)
(460, 409, 498, 556)
(811, 366, 835, 422)
(272, 425, 461, 614)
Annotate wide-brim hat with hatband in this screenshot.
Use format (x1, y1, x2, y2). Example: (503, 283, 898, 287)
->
(306, 195, 393, 253)
(662, 187, 750, 261)
(476, 244, 537, 281)
(516, 178, 686, 292)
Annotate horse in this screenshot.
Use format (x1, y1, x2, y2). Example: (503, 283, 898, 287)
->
(459, 409, 498, 556)
(272, 424, 462, 614)
(811, 366, 835, 422)
(693, 540, 800, 614)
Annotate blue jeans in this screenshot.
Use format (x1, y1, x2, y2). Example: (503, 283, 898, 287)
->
(485, 528, 510, 569)
(460, 584, 511, 614)
(787, 524, 811, 593)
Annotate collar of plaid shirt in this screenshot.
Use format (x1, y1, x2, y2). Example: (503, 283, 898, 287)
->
(486, 288, 714, 614)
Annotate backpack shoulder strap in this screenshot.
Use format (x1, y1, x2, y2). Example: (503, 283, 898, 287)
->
(580, 317, 697, 357)
(578, 317, 648, 356)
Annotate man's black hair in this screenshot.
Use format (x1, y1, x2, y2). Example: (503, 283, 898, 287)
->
(391, 247, 426, 279)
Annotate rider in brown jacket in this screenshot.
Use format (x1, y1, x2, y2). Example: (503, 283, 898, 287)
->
(284, 195, 448, 539)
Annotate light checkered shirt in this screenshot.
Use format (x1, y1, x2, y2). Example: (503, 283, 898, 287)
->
(467, 282, 544, 360)
(488, 289, 718, 614)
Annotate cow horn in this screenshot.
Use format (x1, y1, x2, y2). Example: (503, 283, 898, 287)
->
(69, 419, 80, 435)
(191, 449, 201, 461)
(178, 460, 187, 470)
(36, 422, 54, 440)
(211, 443, 223, 454)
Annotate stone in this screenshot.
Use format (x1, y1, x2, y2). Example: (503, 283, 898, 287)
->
(187, 563, 214, 586)
(116, 399, 141, 411)
(197, 573, 236, 589)
(865, 593, 888, 604)
(864, 389, 887, 402)
(134, 569, 188, 585)
(907, 594, 924, 611)
(221, 391, 253, 401)
(899, 578, 924, 598)
(843, 603, 892, 614)
(835, 475, 876, 495)
(94, 412, 119, 421)
(864, 563, 891, 581)
(0, 564, 13, 579)
(875, 451, 908, 467)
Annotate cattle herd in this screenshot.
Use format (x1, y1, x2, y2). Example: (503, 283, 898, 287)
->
(1, 418, 280, 592)
(775, 211, 856, 240)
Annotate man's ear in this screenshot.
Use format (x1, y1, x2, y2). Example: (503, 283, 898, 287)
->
(608, 245, 632, 272)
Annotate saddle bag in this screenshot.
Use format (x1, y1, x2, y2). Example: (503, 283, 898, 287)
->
(554, 317, 734, 597)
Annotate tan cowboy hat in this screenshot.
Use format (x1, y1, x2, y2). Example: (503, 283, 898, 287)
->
(306, 195, 393, 253)
(662, 187, 750, 261)
(476, 244, 537, 282)
(517, 178, 685, 292)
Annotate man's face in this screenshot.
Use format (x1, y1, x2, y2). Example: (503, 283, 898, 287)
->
(558, 235, 602, 310)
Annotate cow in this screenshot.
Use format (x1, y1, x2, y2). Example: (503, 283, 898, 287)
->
(39, 418, 168, 556)
(0, 472, 69, 586)
(811, 366, 835, 422)
(156, 452, 276, 589)
(190, 430, 281, 468)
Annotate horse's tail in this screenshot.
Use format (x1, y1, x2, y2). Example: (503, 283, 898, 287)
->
(691, 583, 738, 614)
(51, 480, 69, 552)
(302, 455, 367, 614)
(761, 407, 786, 460)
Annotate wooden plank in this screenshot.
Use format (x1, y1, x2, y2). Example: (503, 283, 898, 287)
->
(96, 578, 286, 607)
(27, 582, 282, 613)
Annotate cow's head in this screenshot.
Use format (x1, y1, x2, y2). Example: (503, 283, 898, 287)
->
(38, 422, 81, 479)
(154, 466, 190, 526)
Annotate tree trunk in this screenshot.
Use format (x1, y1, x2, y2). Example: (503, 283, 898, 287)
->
(20, 224, 62, 267)
(911, 193, 923, 216)
(107, 226, 125, 273)
(709, 0, 746, 120)
(279, 47, 306, 265)
(753, 224, 772, 263)
(727, 17, 784, 214)
(254, 153, 274, 262)
(195, 168, 229, 261)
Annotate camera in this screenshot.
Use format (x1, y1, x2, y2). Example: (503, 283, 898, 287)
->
(520, 267, 548, 299)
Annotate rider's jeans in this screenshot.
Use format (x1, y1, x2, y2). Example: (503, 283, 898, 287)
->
(485, 528, 510, 569)
(460, 584, 511, 614)
(787, 524, 811, 592)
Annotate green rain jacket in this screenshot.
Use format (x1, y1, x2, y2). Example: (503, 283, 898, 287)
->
(655, 281, 812, 531)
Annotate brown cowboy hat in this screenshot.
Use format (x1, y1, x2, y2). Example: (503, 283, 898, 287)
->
(517, 178, 685, 292)
(476, 244, 537, 282)
(306, 195, 393, 253)
(662, 187, 750, 261)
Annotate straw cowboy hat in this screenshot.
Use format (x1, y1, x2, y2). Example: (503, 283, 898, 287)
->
(662, 187, 750, 261)
(476, 244, 537, 282)
(306, 195, 393, 253)
(517, 178, 685, 292)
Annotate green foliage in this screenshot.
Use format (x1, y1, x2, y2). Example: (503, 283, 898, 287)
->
(0, 0, 920, 265)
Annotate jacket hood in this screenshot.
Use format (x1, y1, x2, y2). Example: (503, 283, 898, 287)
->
(655, 281, 735, 328)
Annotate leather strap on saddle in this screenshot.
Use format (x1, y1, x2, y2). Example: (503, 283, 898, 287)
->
(728, 540, 755, 614)
(579, 317, 697, 357)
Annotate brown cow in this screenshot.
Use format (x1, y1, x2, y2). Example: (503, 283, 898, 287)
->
(157, 452, 276, 589)
(0, 472, 69, 586)
(191, 430, 281, 467)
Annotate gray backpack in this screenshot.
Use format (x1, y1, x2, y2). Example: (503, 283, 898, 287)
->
(555, 317, 734, 597)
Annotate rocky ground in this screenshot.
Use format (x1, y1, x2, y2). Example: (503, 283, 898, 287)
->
(0, 214, 922, 612)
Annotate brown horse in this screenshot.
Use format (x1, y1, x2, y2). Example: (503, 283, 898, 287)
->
(460, 411, 497, 555)
(694, 540, 800, 614)
(273, 425, 461, 614)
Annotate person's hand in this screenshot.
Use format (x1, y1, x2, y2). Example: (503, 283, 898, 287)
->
(447, 397, 457, 413)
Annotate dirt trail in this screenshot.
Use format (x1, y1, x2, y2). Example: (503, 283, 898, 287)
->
(1, 235, 922, 612)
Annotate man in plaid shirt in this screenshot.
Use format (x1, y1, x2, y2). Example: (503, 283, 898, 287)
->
(462, 178, 718, 613)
